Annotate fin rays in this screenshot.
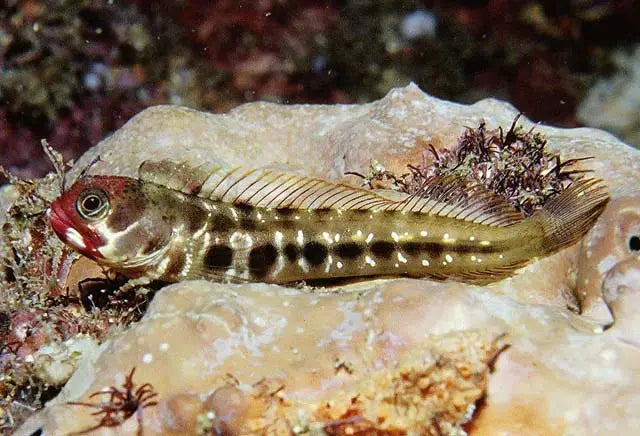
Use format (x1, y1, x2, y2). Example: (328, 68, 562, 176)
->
(140, 160, 530, 227)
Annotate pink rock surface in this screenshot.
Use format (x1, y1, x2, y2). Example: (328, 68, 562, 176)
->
(16, 85, 640, 435)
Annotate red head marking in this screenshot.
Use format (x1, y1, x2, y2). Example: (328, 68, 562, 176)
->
(49, 176, 137, 260)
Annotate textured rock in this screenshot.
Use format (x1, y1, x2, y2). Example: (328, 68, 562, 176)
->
(577, 45, 640, 149)
(16, 85, 640, 435)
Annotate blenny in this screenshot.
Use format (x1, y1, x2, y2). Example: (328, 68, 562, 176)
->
(48, 160, 609, 286)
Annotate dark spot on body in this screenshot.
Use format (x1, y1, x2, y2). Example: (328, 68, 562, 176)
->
(249, 244, 279, 277)
(240, 218, 258, 230)
(211, 213, 235, 232)
(284, 243, 300, 261)
(278, 220, 296, 229)
(402, 241, 424, 255)
(165, 250, 186, 278)
(276, 208, 296, 216)
(303, 241, 328, 266)
(400, 240, 501, 256)
(185, 206, 208, 233)
(402, 241, 442, 257)
(334, 242, 364, 259)
(205, 245, 233, 268)
(370, 241, 395, 259)
(107, 201, 145, 232)
(313, 209, 335, 219)
(187, 184, 202, 195)
(141, 233, 169, 255)
(234, 203, 254, 213)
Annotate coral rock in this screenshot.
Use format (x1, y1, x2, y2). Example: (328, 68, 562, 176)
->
(16, 85, 640, 435)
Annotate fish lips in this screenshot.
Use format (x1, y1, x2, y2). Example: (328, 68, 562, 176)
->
(48, 203, 104, 259)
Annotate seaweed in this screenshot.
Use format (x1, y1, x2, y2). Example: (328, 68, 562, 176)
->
(349, 115, 588, 217)
(67, 367, 158, 436)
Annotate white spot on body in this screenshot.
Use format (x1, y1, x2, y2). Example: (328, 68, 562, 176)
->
(420, 230, 428, 237)
(324, 255, 333, 273)
(157, 257, 170, 274)
(159, 343, 169, 351)
(391, 231, 400, 242)
(296, 230, 304, 246)
(366, 233, 374, 244)
(365, 255, 376, 267)
(202, 232, 211, 252)
(356, 230, 363, 238)
(271, 254, 285, 277)
(397, 252, 408, 263)
(274, 231, 284, 247)
(297, 257, 310, 273)
(445, 254, 453, 263)
(336, 261, 343, 269)
(192, 219, 209, 239)
(142, 353, 153, 364)
(230, 231, 253, 250)
(480, 240, 491, 246)
(334, 233, 341, 243)
(469, 235, 475, 241)
(323, 232, 333, 244)
(65, 228, 86, 249)
(422, 259, 430, 266)
(180, 251, 193, 278)
(443, 233, 456, 243)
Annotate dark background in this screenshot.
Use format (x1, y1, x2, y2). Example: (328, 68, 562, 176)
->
(2, 0, 639, 179)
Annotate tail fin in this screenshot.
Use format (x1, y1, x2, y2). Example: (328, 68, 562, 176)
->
(532, 179, 609, 255)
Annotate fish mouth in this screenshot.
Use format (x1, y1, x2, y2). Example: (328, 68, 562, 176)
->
(48, 203, 104, 259)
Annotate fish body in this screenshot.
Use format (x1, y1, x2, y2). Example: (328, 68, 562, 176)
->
(48, 161, 609, 285)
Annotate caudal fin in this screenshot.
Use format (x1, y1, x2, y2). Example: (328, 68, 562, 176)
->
(533, 179, 609, 255)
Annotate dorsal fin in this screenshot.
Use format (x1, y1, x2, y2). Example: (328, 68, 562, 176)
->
(139, 160, 524, 227)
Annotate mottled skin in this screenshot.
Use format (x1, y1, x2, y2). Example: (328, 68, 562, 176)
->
(49, 173, 608, 285)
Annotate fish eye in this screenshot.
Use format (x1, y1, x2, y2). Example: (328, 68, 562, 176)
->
(630, 235, 640, 252)
(77, 189, 109, 219)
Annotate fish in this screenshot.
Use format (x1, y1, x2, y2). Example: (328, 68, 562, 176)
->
(48, 160, 609, 286)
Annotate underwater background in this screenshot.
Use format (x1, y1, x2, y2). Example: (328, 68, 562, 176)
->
(1, 0, 640, 177)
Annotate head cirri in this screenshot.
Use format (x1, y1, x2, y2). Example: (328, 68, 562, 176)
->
(48, 175, 168, 265)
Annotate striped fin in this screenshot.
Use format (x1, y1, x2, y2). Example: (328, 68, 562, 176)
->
(415, 260, 531, 284)
(138, 160, 212, 195)
(138, 160, 525, 227)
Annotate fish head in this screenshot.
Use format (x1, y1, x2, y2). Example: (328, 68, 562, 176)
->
(49, 175, 167, 267)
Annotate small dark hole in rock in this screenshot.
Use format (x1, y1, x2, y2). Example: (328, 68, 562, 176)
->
(79, 278, 117, 310)
(40, 384, 62, 404)
(630, 235, 640, 252)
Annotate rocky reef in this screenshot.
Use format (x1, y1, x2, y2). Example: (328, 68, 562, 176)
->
(11, 85, 640, 435)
